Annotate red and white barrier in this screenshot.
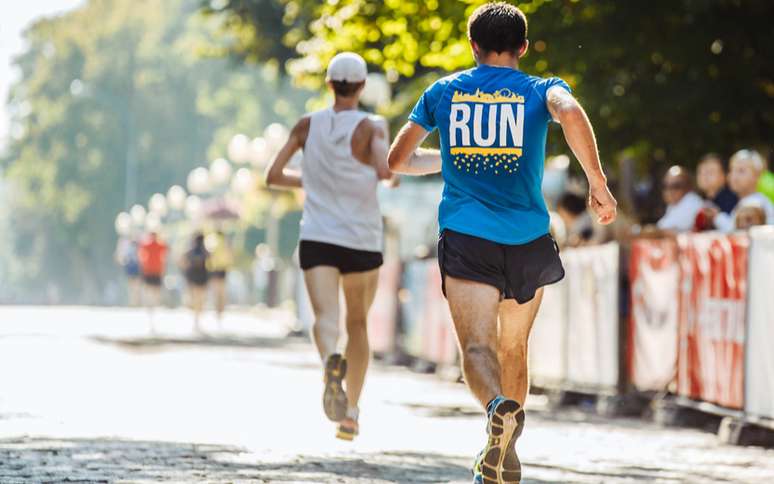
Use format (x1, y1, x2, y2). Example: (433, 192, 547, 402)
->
(745, 227, 774, 419)
(529, 279, 568, 388)
(676, 233, 748, 410)
(628, 238, 680, 392)
(400, 259, 458, 366)
(368, 260, 401, 354)
(563, 242, 620, 391)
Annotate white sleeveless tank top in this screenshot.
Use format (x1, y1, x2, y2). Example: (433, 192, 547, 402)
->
(299, 108, 383, 252)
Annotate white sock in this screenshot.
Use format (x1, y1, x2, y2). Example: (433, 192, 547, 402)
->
(346, 406, 359, 421)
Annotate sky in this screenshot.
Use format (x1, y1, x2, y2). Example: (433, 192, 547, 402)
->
(0, 0, 84, 151)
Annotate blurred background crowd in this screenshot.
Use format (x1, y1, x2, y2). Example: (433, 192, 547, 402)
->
(0, 0, 773, 312)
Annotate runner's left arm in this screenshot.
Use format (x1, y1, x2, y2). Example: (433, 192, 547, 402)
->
(387, 122, 442, 175)
(547, 86, 617, 225)
(265, 117, 309, 189)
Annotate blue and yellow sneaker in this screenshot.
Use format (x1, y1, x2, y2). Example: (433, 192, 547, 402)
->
(323, 353, 348, 422)
(336, 416, 359, 441)
(473, 396, 524, 483)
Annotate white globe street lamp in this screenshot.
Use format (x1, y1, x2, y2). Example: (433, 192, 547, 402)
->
(231, 167, 254, 194)
(115, 212, 132, 236)
(210, 157, 233, 187)
(185, 195, 203, 220)
(264, 123, 289, 148)
(148, 193, 168, 217)
(228, 133, 251, 164)
(145, 212, 162, 232)
(166, 185, 187, 211)
(361, 73, 391, 108)
(249, 136, 269, 169)
(130, 204, 146, 226)
(187, 167, 211, 195)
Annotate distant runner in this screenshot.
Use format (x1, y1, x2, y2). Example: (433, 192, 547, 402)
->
(138, 231, 168, 332)
(388, 3, 617, 482)
(207, 230, 233, 327)
(265, 52, 395, 440)
(181, 232, 209, 334)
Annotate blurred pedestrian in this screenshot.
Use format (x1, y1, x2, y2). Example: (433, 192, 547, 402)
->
(657, 165, 703, 232)
(696, 153, 738, 214)
(115, 237, 141, 306)
(388, 3, 617, 482)
(265, 51, 395, 441)
(207, 230, 233, 326)
(181, 232, 209, 334)
(556, 191, 594, 247)
(138, 231, 168, 332)
(711, 149, 774, 232)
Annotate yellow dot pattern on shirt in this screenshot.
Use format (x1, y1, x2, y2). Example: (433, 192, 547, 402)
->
(452, 153, 521, 175)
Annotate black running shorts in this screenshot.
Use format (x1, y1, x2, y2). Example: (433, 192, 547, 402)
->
(143, 274, 163, 286)
(438, 229, 564, 303)
(299, 240, 383, 274)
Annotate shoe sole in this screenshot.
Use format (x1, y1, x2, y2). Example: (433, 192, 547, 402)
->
(481, 399, 524, 484)
(323, 354, 348, 422)
(335, 427, 357, 441)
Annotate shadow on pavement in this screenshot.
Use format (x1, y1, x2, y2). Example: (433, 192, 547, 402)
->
(91, 333, 293, 352)
(0, 437, 479, 483)
(4, 436, 734, 483)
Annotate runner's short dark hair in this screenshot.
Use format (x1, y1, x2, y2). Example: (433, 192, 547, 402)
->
(330, 80, 365, 97)
(468, 2, 528, 55)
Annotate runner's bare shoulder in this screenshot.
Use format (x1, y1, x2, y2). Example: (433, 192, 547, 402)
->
(351, 116, 382, 166)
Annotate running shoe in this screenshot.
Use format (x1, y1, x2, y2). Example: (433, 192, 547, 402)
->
(323, 353, 348, 422)
(474, 396, 525, 483)
(336, 417, 359, 441)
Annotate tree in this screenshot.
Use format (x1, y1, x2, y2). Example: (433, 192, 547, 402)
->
(0, 0, 310, 303)
(204, 0, 774, 172)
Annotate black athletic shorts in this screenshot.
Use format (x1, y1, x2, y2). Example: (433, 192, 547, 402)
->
(438, 229, 564, 304)
(143, 274, 162, 286)
(299, 240, 383, 274)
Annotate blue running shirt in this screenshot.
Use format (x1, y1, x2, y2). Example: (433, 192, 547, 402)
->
(409, 64, 570, 245)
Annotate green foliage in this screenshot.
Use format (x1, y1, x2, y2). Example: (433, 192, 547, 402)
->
(0, 0, 310, 302)
(206, 0, 774, 172)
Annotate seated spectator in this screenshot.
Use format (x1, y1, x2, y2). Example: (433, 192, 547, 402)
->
(556, 191, 594, 247)
(735, 203, 767, 230)
(657, 165, 704, 232)
(696, 153, 738, 213)
(712, 149, 774, 232)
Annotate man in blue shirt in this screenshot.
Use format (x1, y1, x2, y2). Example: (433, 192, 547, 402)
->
(388, 3, 617, 483)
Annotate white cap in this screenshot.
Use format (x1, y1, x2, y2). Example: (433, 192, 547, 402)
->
(326, 52, 368, 83)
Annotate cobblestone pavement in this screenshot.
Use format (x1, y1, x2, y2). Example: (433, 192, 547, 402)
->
(1, 306, 773, 483)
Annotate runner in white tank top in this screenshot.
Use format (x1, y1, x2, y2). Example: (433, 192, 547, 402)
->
(265, 52, 396, 441)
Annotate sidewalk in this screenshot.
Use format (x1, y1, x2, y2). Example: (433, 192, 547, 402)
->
(1, 306, 773, 483)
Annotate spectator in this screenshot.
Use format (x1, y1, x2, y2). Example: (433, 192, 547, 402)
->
(206, 230, 233, 326)
(657, 165, 704, 232)
(556, 191, 594, 247)
(712, 149, 774, 232)
(181, 232, 209, 334)
(696, 153, 738, 213)
(115, 237, 141, 306)
(735, 203, 767, 230)
(138, 231, 168, 332)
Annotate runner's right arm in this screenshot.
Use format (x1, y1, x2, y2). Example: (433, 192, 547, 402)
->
(546, 86, 617, 225)
(387, 122, 442, 175)
(265, 117, 309, 189)
(367, 117, 396, 181)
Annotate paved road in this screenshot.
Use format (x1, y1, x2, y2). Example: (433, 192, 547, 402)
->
(0, 306, 772, 483)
